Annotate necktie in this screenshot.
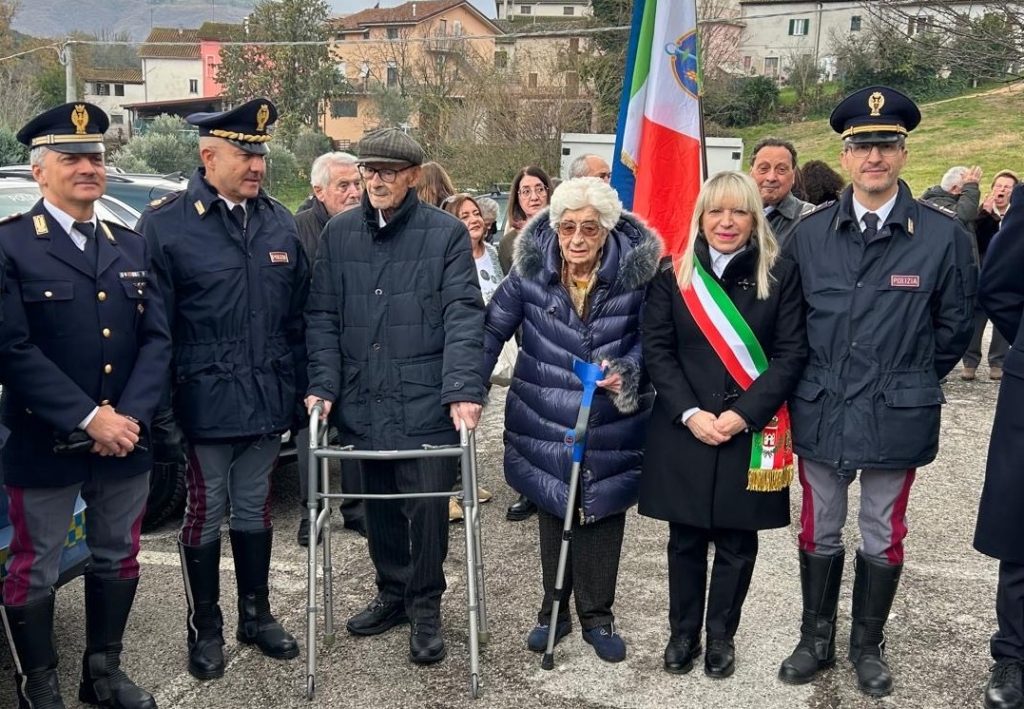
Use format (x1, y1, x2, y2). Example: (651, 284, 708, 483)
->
(231, 204, 246, 231)
(74, 221, 97, 268)
(862, 212, 879, 241)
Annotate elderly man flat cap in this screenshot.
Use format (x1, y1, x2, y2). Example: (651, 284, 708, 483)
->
(829, 85, 921, 143)
(17, 102, 109, 154)
(187, 98, 278, 155)
(356, 127, 424, 166)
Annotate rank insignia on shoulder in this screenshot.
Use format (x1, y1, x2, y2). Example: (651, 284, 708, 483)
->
(194, 200, 206, 216)
(0, 212, 22, 225)
(33, 214, 49, 236)
(101, 222, 116, 243)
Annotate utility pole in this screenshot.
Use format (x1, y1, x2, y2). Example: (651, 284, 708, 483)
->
(60, 40, 75, 102)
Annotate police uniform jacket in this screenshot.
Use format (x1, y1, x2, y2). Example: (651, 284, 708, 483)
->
(639, 241, 806, 530)
(0, 201, 172, 487)
(785, 180, 976, 471)
(305, 189, 485, 450)
(973, 182, 1024, 563)
(137, 168, 309, 441)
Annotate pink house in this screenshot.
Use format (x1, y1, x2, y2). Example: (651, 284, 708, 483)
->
(197, 22, 239, 97)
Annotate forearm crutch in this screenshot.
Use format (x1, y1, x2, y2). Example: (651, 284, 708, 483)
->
(541, 358, 605, 671)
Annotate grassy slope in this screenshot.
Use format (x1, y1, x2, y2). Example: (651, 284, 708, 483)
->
(733, 86, 1024, 195)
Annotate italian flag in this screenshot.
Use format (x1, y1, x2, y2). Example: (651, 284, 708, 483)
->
(612, 0, 703, 256)
(680, 257, 794, 492)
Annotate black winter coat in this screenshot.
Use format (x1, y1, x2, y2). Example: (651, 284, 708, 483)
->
(137, 169, 309, 441)
(638, 240, 807, 530)
(785, 182, 976, 471)
(294, 197, 330, 270)
(974, 183, 1024, 563)
(305, 189, 485, 449)
(480, 210, 662, 523)
(0, 202, 172, 486)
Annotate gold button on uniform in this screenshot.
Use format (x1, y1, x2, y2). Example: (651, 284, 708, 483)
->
(102, 328, 111, 338)
(97, 291, 107, 302)
(103, 364, 113, 374)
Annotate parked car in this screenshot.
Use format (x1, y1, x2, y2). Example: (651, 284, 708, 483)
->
(0, 168, 185, 225)
(0, 486, 90, 592)
(0, 174, 143, 226)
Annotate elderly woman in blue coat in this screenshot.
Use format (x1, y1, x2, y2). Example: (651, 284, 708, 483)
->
(481, 177, 662, 662)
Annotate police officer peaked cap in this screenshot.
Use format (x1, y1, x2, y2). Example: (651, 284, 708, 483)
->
(356, 127, 424, 166)
(187, 98, 278, 155)
(17, 102, 109, 154)
(830, 85, 921, 143)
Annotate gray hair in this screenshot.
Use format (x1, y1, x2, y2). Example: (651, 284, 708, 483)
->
(941, 166, 968, 192)
(549, 176, 622, 230)
(568, 153, 601, 179)
(476, 196, 499, 222)
(310, 151, 358, 188)
(29, 146, 50, 168)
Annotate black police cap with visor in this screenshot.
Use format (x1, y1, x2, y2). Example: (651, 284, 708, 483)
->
(186, 98, 278, 155)
(829, 85, 922, 144)
(17, 102, 109, 154)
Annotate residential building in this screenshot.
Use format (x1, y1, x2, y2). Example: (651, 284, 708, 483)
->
(325, 0, 502, 146)
(738, 0, 1004, 81)
(80, 67, 146, 140)
(198, 21, 239, 98)
(496, 0, 592, 20)
(138, 27, 203, 103)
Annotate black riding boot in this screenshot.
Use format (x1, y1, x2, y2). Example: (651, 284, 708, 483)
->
(1, 593, 65, 708)
(778, 550, 844, 684)
(229, 528, 299, 660)
(849, 551, 902, 698)
(179, 536, 225, 680)
(78, 576, 156, 709)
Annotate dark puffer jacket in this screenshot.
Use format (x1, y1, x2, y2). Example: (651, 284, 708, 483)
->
(481, 209, 662, 523)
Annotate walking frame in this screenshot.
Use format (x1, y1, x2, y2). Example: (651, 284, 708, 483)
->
(304, 402, 490, 700)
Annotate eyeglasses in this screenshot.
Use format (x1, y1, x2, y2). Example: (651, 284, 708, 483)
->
(845, 142, 903, 158)
(518, 185, 548, 198)
(555, 220, 603, 238)
(357, 164, 413, 183)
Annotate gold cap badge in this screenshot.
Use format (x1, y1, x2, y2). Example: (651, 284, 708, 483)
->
(71, 104, 90, 135)
(256, 104, 270, 133)
(868, 91, 885, 117)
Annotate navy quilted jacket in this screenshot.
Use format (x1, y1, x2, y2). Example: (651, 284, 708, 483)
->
(481, 209, 662, 523)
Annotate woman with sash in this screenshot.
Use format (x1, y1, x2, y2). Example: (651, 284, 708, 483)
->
(639, 171, 807, 679)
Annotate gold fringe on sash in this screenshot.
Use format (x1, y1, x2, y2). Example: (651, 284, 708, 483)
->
(746, 464, 794, 492)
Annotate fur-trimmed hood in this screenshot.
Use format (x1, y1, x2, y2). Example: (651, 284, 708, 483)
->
(512, 208, 664, 292)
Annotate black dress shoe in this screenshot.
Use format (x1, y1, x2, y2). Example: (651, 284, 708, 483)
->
(985, 659, 1024, 709)
(346, 597, 408, 636)
(705, 637, 735, 678)
(664, 636, 701, 675)
(297, 517, 312, 547)
(409, 621, 446, 665)
(506, 494, 537, 521)
(343, 516, 367, 538)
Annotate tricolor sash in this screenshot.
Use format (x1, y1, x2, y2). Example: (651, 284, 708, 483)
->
(678, 256, 793, 492)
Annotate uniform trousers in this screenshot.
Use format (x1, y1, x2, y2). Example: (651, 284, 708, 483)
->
(362, 457, 456, 621)
(180, 435, 281, 547)
(963, 312, 1009, 369)
(797, 458, 916, 565)
(993, 561, 1024, 661)
(294, 426, 363, 523)
(537, 509, 625, 631)
(667, 522, 758, 642)
(3, 473, 149, 605)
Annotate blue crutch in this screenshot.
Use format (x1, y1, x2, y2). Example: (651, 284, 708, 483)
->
(541, 358, 605, 671)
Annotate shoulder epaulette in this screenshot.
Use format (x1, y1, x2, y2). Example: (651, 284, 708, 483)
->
(101, 219, 141, 237)
(800, 200, 837, 219)
(0, 212, 23, 226)
(917, 199, 958, 220)
(147, 190, 184, 210)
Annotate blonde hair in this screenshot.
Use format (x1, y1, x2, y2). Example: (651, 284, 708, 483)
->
(675, 171, 779, 301)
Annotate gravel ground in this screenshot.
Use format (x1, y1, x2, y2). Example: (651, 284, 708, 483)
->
(0, 351, 1007, 709)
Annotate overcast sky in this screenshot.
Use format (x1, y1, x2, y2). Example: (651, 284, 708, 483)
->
(327, 0, 498, 18)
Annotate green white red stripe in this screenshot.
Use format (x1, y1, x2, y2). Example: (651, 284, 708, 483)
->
(613, 0, 703, 255)
(679, 257, 794, 491)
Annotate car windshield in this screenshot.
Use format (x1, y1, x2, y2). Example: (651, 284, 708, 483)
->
(0, 184, 140, 227)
